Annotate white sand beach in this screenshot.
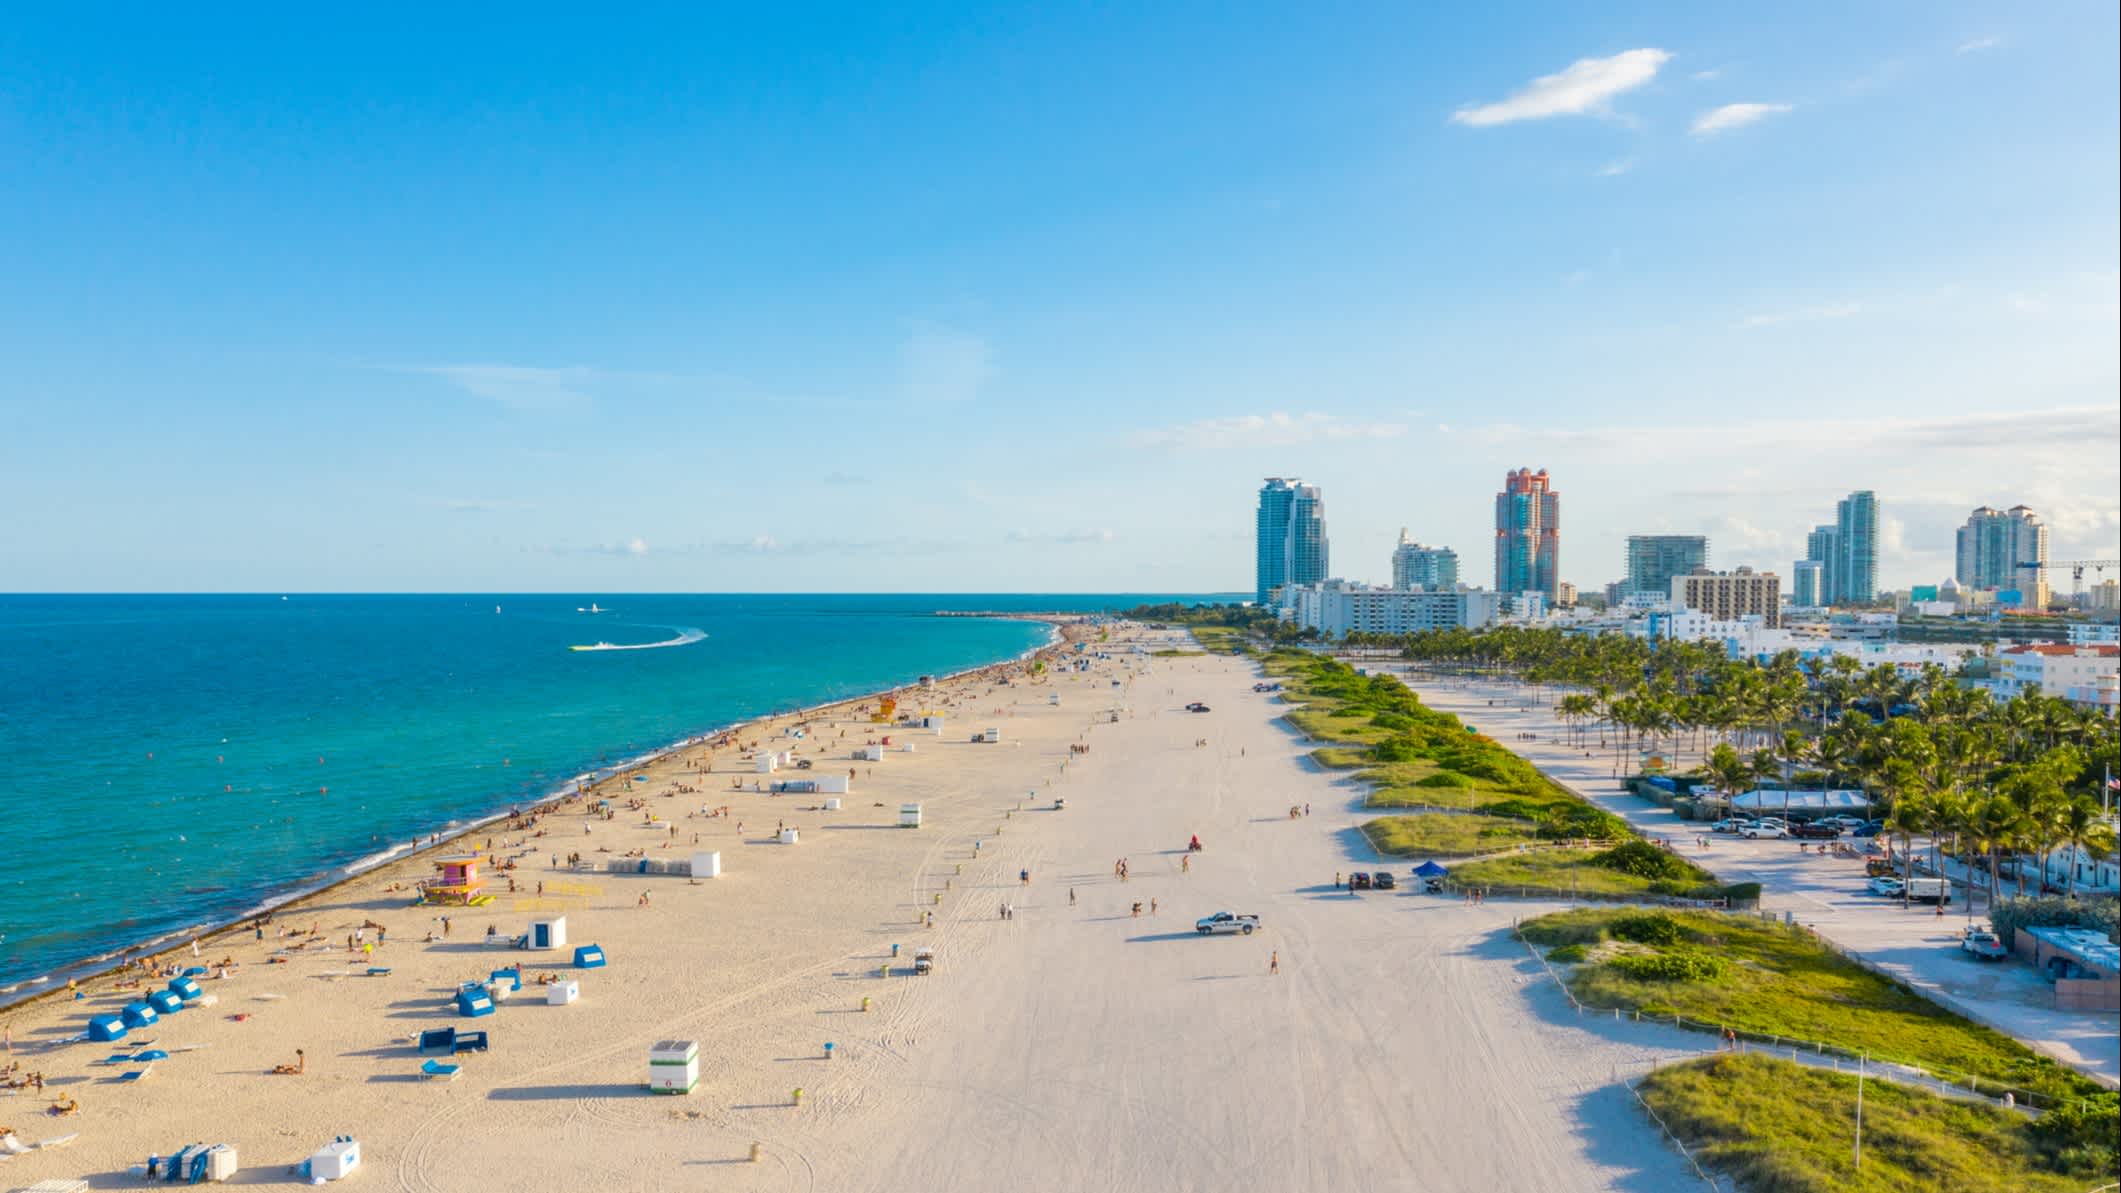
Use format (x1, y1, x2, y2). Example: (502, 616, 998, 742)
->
(2, 627, 1706, 1191)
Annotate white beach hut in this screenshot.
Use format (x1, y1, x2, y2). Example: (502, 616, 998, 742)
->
(777, 827, 800, 845)
(855, 744, 884, 762)
(547, 979, 580, 1006)
(900, 803, 924, 828)
(529, 916, 567, 951)
(647, 1039, 700, 1095)
(755, 753, 779, 774)
(816, 774, 850, 794)
(690, 851, 721, 878)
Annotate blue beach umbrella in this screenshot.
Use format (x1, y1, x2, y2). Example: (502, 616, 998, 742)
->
(133, 1049, 170, 1061)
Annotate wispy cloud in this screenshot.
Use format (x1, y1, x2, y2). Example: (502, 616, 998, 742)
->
(409, 364, 602, 410)
(1739, 301, 1861, 329)
(1956, 36, 1998, 54)
(1126, 412, 1409, 450)
(899, 325, 993, 402)
(1691, 68, 1723, 82)
(1691, 102, 1792, 136)
(1563, 270, 1592, 287)
(1446, 406, 2117, 455)
(426, 497, 535, 514)
(1596, 159, 1634, 177)
(1005, 528, 1116, 546)
(821, 471, 869, 487)
(1450, 49, 1670, 127)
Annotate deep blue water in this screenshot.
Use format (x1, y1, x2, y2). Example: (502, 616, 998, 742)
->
(0, 593, 1220, 995)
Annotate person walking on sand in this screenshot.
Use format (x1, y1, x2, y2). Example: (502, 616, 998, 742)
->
(1069, 888, 1077, 906)
(1149, 898, 1157, 915)
(1269, 950, 1280, 976)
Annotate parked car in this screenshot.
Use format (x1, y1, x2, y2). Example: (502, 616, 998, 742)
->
(1373, 872, 1397, 891)
(1348, 872, 1373, 891)
(1850, 821, 1883, 838)
(1742, 823, 1788, 839)
(1961, 930, 2008, 961)
(1791, 822, 1842, 840)
(1194, 911, 1260, 936)
(1820, 815, 1867, 830)
(1185, 702, 1211, 713)
(1711, 818, 1753, 834)
(1866, 875, 1905, 896)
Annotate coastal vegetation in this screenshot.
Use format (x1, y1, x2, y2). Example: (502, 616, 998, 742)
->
(1261, 649, 1641, 858)
(1636, 1053, 2115, 1193)
(1519, 907, 2106, 1104)
(1444, 847, 1719, 898)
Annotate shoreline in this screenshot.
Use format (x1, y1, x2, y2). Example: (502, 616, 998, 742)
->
(0, 617, 1069, 1014)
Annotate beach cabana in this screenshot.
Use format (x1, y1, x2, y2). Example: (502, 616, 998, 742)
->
(305, 1137, 360, 1181)
(900, 803, 924, 828)
(647, 1038, 699, 1095)
(1413, 860, 1449, 878)
(529, 916, 567, 950)
(488, 968, 521, 993)
(855, 744, 884, 762)
(547, 979, 579, 1006)
(777, 828, 800, 845)
(690, 852, 721, 879)
(120, 1001, 159, 1029)
(146, 990, 183, 1015)
(87, 1014, 129, 1043)
(454, 987, 495, 1018)
(573, 944, 607, 969)
(167, 976, 204, 1003)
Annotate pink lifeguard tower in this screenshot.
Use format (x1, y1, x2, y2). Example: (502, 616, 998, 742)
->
(418, 856, 492, 906)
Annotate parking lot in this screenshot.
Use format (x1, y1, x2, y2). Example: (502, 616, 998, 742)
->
(1398, 669, 2121, 1087)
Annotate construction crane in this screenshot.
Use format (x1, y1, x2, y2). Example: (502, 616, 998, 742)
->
(2016, 559, 2121, 599)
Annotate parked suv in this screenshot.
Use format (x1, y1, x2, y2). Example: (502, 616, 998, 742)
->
(1791, 822, 1842, 840)
(1347, 872, 1372, 891)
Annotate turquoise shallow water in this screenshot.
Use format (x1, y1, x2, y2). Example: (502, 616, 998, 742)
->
(0, 593, 1202, 996)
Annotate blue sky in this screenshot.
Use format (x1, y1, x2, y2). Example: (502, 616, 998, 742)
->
(3, 4, 2116, 592)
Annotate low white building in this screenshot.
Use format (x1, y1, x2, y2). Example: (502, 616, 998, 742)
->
(1285, 581, 1503, 638)
(1993, 644, 2119, 712)
(2040, 841, 2121, 896)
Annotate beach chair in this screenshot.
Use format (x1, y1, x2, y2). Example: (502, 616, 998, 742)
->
(420, 1059, 462, 1081)
(417, 1028, 457, 1056)
(118, 1064, 154, 1082)
(365, 967, 392, 977)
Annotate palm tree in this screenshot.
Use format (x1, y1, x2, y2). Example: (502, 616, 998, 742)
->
(1884, 777, 1929, 907)
(2054, 798, 2119, 899)
(1965, 795, 2023, 921)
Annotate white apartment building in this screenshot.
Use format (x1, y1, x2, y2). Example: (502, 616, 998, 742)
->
(1670, 566, 1782, 628)
(1993, 644, 2120, 713)
(1285, 581, 1503, 638)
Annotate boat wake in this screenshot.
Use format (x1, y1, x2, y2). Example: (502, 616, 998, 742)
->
(569, 626, 708, 653)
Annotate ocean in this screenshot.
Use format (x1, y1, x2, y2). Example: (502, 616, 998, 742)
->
(0, 593, 1213, 998)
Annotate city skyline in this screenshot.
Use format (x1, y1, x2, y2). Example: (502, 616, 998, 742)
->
(2, 6, 2116, 592)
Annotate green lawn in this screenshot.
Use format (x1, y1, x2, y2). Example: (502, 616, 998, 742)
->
(1445, 848, 1705, 897)
(1636, 1054, 2113, 1193)
(1284, 706, 1394, 745)
(1520, 907, 2104, 1103)
(1363, 813, 1540, 857)
(1184, 627, 1250, 655)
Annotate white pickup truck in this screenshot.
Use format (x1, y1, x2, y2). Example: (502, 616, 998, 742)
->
(1195, 911, 1260, 936)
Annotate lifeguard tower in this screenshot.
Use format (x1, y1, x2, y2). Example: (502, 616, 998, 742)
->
(871, 696, 897, 724)
(417, 855, 493, 907)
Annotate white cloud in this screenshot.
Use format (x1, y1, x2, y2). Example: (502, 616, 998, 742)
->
(625, 537, 649, 556)
(1690, 102, 1793, 136)
(1005, 528, 1116, 545)
(1691, 68, 1723, 82)
(1739, 301, 1861, 329)
(1563, 270, 1591, 287)
(1956, 37, 1998, 54)
(899, 325, 993, 402)
(1450, 49, 1671, 127)
(1126, 411, 1409, 450)
(411, 364, 599, 410)
(1597, 159, 1633, 177)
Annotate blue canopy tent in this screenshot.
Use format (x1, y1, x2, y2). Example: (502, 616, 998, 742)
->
(1413, 860, 1449, 878)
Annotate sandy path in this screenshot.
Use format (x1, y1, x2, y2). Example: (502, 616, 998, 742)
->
(2, 633, 1704, 1191)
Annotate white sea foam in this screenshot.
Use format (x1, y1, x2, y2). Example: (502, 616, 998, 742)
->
(568, 626, 707, 652)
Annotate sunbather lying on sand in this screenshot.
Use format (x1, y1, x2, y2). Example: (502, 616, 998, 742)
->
(270, 1050, 305, 1076)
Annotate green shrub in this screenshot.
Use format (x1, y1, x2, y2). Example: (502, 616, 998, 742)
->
(1370, 734, 1426, 763)
(1416, 771, 1475, 788)
(1547, 943, 1590, 963)
(1369, 711, 1415, 730)
(1608, 947, 1727, 982)
(1610, 913, 1684, 946)
(1989, 895, 2120, 950)
(1591, 839, 1697, 881)
(2029, 1090, 2120, 1175)
(1722, 881, 1763, 906)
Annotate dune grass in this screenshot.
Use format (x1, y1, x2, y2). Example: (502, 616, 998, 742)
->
(1636, 1053, 2112, 1193)
(1363, 813, 1540, 857)
(1520, 907, 2104, 1104)
(1444, 848, 1708, 897)
(1185, 627, 1250, 655)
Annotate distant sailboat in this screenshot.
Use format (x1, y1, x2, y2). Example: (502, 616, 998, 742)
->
(577, 602, 607, 614)
(495, 604, 502, 614)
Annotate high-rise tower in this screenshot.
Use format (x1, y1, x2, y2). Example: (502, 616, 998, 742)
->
(1391, 529, 1459, 590)
(1955, 505, 2048, 592)
(1835, 491, 1878, 604)
(1494, 468, 1560, 599)
(1256, 478, 1328, 604)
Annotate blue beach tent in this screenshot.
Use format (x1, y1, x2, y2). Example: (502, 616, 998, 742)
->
(168, 976, 204, 1002)
(455, 987, 495, 1018)
(87, 1014, 129, 1043)
(488, 968, 521, 992)
(1413, 860, 1449, 878)
(573, 944, 606, 969)
(146, 989, 183, 1015)
(120, 1001, 160, 1029)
